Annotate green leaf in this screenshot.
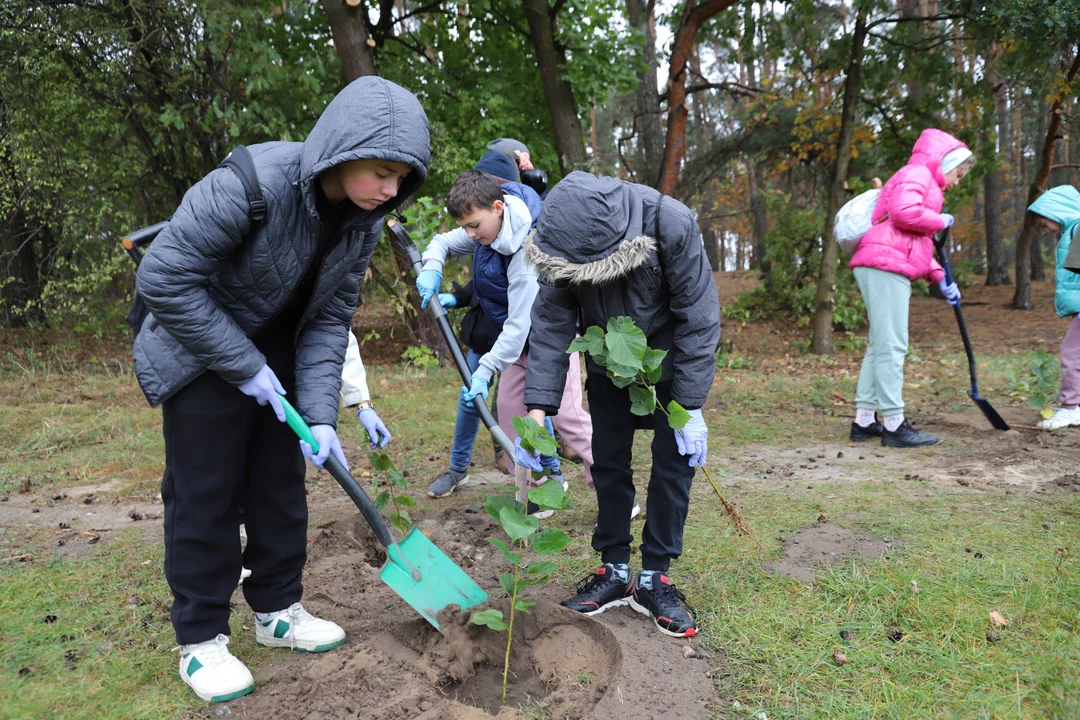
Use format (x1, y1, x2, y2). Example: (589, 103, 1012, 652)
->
(567, 325, 605, 356)
(390, 510, 412, 534)
(484, 495, 526, 522)
(369, 451, 392, 473)
(604, 316, 647, 370)
(488, 538, 523, 565)
(531, 528, 570, 555)
(388, 468, 407, 489)
(499, 506, 540, 542)
(607, 368, 639, 389)
(629, 385, 657, 417)
(666, 401, 691, 430)
(528, 479, 568, 510)
(498, 572, 517, 597)
(512, 416, 558, 456)
(524, 560, 558, 576)
(470, 608, 507, 631)
(513, 598, 535, 613)
(642, 348, 668, 373)
(374, 490, 391, 511)
(645, 362, 663, 385)
(395, 495, 417, 507)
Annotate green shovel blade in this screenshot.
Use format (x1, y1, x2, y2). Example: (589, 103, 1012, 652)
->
(382, 530, 489, 630)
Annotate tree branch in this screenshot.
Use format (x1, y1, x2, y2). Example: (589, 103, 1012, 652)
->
(685, 81, 760, 97)
(549, 0, 569, 18)
(866, 12, 964, 31)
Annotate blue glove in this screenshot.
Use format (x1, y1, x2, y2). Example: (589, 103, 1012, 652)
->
(238, 365, 286, 422)
(939, 278, 961, 306)
(416, 268, 443, 309)
(437, 292, 457, 308)
(513, 437, 543, 472)
(357, 407, 391, 449)
(940, 213, 955, 229)
(674, 409, 708, 468)
(300, 425, 349, 470)
(460, 372, 489, 407)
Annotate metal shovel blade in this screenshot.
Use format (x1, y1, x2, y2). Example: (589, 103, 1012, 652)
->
(971, 392, 1010, 431)
(380, 529, 489, 630)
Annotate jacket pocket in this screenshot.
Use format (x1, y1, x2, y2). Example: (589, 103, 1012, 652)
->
(636, 263, 666, 301)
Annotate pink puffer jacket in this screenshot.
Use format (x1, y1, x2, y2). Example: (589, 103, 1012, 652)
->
(850, 128, 967, 283)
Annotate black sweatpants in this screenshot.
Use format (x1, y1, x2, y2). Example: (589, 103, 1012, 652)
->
(161, 327, 308, 646)
(588, 372, 694, 572)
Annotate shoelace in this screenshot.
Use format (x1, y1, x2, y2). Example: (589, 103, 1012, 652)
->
(176, 634, 233, 669)
(654, 581, 698, 619)
(572, 568, 623, 596)
(283, 602, 318, 650)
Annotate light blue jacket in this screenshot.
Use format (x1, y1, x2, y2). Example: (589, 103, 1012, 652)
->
(1028, 186, 1080, 318)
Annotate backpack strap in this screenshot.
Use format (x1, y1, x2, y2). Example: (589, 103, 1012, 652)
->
(219, 145, 267, 224)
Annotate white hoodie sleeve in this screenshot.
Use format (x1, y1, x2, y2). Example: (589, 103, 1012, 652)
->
(339, 330, 371, 406)
(420, 227, 474, 273)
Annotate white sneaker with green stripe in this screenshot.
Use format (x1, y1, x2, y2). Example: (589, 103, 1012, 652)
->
(178, 634, 254, 703)
(255, 602, 346, 652)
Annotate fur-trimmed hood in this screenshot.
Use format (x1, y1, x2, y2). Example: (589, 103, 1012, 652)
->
(526, 171, 655, 284)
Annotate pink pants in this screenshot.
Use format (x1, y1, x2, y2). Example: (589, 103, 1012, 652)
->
(497, 352, 594, 488)
(1061, 314, 1080, 408)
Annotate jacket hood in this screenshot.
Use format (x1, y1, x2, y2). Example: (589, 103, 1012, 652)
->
(909, 128, 967, 188)
(1029, 186, 1080, 240)
(525, 171, 656, 285)
(300, 77, 430, 217)
(490, 194, 532, 256)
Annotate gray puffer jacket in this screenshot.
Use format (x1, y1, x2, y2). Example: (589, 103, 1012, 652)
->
(133, 77, 429, 426)
(523, 171, 720, 412)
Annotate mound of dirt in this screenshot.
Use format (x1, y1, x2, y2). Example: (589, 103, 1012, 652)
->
(237, 508, 718, 719)
(767, 522, 899, 582)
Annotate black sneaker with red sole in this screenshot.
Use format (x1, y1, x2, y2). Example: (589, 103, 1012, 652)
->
(560, 564, 631, 616)
(628, 572, 697, 637)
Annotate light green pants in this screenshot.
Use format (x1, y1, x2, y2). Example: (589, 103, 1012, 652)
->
(854, 266, 911, 416)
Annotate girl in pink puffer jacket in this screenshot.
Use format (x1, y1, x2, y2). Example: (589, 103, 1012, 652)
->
(848, 128, 974, 448)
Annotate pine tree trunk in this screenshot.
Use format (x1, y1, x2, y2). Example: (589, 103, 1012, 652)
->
(984, 47, 1011, 285)
(626, 0, 664, 187)
(811, 7, 867, 354)
(321, 0, 377, 82)
(523, 0, 588, 174)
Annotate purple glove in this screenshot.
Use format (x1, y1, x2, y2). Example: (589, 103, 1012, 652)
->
(674, 409, 708, 467)
(512, 437, 543, 472)
(300, 425, 349, 470)
(237, 365, 286, 422)
(938, 278, 961, 306)
(357, 407, 391, 450)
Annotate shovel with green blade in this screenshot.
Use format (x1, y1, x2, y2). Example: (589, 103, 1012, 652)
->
(277, 395, 488, 629)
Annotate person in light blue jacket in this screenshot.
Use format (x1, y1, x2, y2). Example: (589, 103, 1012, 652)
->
(1028, 185, 1080, 430)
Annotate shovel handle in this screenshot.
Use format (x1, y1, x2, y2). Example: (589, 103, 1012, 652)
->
(279, 395, 395, 550)
(933, 229, 981, 397)
(386, 220, 516, 456)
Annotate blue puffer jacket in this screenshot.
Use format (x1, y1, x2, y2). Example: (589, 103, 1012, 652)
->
(1028, 186, 1080, 318)
(133, 77, 430, 425)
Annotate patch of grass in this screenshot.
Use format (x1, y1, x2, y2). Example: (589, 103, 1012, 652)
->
(680, 479, 1080, 719)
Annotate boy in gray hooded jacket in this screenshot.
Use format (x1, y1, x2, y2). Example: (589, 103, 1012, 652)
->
(134, 77, 429, 702)
(519, 171, 719, 637)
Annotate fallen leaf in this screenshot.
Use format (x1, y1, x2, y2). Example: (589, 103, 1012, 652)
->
(989, 611, 1008, 627)
(1041, 407, 1056, 420)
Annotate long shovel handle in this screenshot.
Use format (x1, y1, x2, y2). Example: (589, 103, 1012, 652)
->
(933, 228, 982, 397)
(386, 220, 516, 456)
(279, 396, 395, 550)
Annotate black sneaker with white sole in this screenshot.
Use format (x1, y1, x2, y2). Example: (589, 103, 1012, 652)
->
(881, 418, 940, 448)
(560, 564, 631, 615)
(628, 572, 697, 637)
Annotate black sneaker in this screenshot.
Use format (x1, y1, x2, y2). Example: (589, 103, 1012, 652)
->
(628, 572, 697, 637)
(850, 420, 884, 442)
(560, 564, 631, 616)
(882, 418, 940, 448)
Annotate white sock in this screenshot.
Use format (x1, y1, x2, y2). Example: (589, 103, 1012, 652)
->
(855, 409, 876, 427)
(883, 414, 904, 432)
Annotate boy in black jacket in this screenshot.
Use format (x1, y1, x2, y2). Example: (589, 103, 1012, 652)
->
(519, 171, 720, 637)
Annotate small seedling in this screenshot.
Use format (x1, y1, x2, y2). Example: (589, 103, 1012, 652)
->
(568, 316, 759, 543)
(368, 451, 416, 535)
(470, 467, 571, 706)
